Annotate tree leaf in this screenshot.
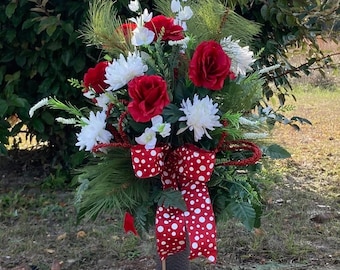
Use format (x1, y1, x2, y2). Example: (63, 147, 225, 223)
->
(5, 2, 17, 18)
(264, 144, 291, 159)
(227, 201, 255, 231)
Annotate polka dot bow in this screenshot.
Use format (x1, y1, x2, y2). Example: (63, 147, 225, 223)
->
(131, 144, 217, 263)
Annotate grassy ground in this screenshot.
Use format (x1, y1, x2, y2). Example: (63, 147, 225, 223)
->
(0, 84, 339, 270)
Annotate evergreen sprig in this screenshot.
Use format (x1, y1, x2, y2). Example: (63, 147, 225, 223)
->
(80, 0, 134, 56)
(74, 148, 151, 222)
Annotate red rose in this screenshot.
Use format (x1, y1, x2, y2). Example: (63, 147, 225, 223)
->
(128, 75, 170, 123)
(145, 15, 184, 41)
(83, 61, 109, 94)
(188, 40, 233, 90)
(118, 23, 137, 40)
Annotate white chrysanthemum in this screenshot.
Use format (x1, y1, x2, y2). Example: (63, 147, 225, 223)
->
(135, 128, 157, 149)
(104, 51, 148, 91)
(75, 111, 113, 152)
(177, 94, 222, 142)
(220, 36, 255, 76)
(151, 115, 171, 138)
(29, 97, 49, 117)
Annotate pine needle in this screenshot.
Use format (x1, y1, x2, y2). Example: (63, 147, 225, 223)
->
(75, 148, 152, 222)
(80, 0, 134, 56)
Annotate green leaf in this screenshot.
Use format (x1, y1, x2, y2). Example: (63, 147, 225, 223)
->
(163, 104, 182, 123)
(5, 2, 17, 18)
(46, 24, 57, 36)
(0, 100, 8, 117)
(291, 116, 312, 125)
(9, 96, 27, 108)
(156, 189, 187, 211)
(31, 118, 45, 133)
(41, 111, 55, 125)
(227, 201, 255, 231)
(0, 144, 8, 155)
(264, 144, 291, 159)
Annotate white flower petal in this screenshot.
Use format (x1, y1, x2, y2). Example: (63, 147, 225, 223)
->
(135, 128, 157, 149)
(131, 26, 155, 46)
(128, 0, 140, 12)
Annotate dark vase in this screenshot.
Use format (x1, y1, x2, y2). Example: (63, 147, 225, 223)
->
(155, 242, 190, 270)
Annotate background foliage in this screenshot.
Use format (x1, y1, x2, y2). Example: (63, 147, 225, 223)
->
(0, 0, 338, 165)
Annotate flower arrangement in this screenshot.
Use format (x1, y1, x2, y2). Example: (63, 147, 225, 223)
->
(30, 0, 292, 264)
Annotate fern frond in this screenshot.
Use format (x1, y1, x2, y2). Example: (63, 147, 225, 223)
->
(68, 78, 83, 89)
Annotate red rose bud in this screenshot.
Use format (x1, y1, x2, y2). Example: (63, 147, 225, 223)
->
(145, 15, 184, 41)
(189, 40, 233, 90)
(123, 212, 138, 236)
(127, 75, 170, 123)
(83, 61, 109, 94)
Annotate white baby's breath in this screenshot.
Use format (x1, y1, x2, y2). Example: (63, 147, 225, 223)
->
(243, 132, 269, 140)
(105, 51, 148, 91)
(55, 117, 77, 125)
(29, 97, 49, 118)
(220, 36, 255, 76)
(177, 94, 222, 142)
(75, 111, 113, 152)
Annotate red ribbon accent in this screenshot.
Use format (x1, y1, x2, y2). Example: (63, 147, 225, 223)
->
(215, 140, 262, 167)
(131, 144, 217, 263)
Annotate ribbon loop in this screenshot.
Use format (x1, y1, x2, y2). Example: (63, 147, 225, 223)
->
(130, 144, 169, 178)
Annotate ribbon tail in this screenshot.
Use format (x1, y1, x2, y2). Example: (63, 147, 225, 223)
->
(181, 179, 217, 263)
(156, 153, 186, 260)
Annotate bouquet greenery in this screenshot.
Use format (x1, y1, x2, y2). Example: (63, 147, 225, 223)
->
(30, 0, 292, 263)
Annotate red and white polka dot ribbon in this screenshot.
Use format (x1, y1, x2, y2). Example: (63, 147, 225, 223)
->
(131, 144, 217, 263)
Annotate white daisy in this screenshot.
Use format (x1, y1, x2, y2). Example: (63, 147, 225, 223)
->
(75, 111, 113, 151)
(220, 36, 255, 77)
(135, 128, 157, 149)
(104, 51, 148, 91)
(177, 94, 222, 142)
